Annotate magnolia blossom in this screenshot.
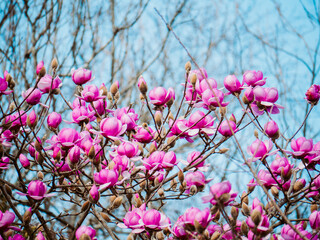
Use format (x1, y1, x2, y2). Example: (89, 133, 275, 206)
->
(115, 141, 140, 159)
(167, 118, 195, 142)
(71, 106, 95, 124)
(72, 68, 92, 85)
(47, 112, 62, 129)
(291, 137, 314, 158)
(0, 211, 20, 232)
(202, 181, 237, 206)
(264, 120, 279, 139)
(247, 139, 275, 162)
(94, 169, 118, 189)
(142, 209, 171, 230)
(201, 88, 228, 108)
(309, 211, 320, 230)
(243, 70, 266, 86)
(17, 180, 55, 200)
(0, 75, 12, 95)
(36, 61, 44, 74)
(75, 226, 96, 240)
(218, 120, 238, 137)
(81, 85, 104, 102)
(187, 110, 215, 135)
(89, 184, 100, 203)
(270, 155, 293, 179)
(251, 87, 284, 115)
(58, 128, 81, 148)
(132, 126, 154, 143)
(118, 204, 146, 233)
(143, 151, 177, 171)
(38, 74, 62, 93)
(113, 107, 139, 131)
(19, 154, 30, 168)
(0, 157, 10, 169)
(149, 87, 175, 106)
(305, 84, 320, 104)
(99, 117, 127, 139)
(195, 77, 218, 96)
(224, 75, 242, 94)
(22, 88, 42, 105)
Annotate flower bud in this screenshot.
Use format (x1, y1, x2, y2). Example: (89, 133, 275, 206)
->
(293, 180, 305, 192)
(81, 200, 91, 212)
(219, 148, 229, 154)
(110, 81, 119, 95)
(185, 61, 191, 72)
(51, 58, 58, 69)
(111, 196, 123, 209)
(190, 73, 197, 86)
(88, 146, 96, 160)
(37, 171, 44, 181)
(100, 212, 111, 222)
(156, 231, 165, 240)
(311, 204, 318, 213)
(231, 206, 239, 220)
(178, 170, 184, 183)
(271, 186, 279, 198)
(5, 73, 12, 82)
(8, 78, 15, 89)
(190, 185, 197, 195)
(89, 184, 100, 203)
(219, 107, 227, 117)
(242, 202, 250, 216)
(170, 179, 177, 190)
(19, 154, 30, 168)
(79, 234, 91, 240)
(241, 221, 249, 235)
(264, 120, 280, 140)
(210, 231, 220, 240)
(251, 209, 262, 226)
(23, 207, 32, 223)
(138, 76, 148, 95)
(39, 66, 46, 78)
(158, 188, 164, 197)
(155, 111, 162, 127)
(27, 110, 38, 129)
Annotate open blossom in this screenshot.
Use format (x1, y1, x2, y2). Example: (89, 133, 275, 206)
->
(291, 137, 314, 158)
(218, 120, 238, 137)
(251, 87, 284, 115)
(270, 155, 293, 179)
(305, 84, 320, 104)
(81, 84, 104, 102)
(185, 171, 207, 192)
(75, 226, 96, 240)
(71, 106, 95, 124)
(243, 70, 266, 86)
(149, 87, 175, 106)
(187, 110, 215, 135)
(113, 107, 138, 131)
(189, 68, 208, 82)
(89, 184, 100, 203)
(17, 180, 55, 200)
(195, 77, 217, 96)
(201, 88, 228, 108)
(167, 118, 195, 142)
(38, 74, 62, 93)
(281, 222, 314, 240)
(132, 126, 154, 143)
(22, 88, 42, 105)
(255, 170, 278, 188)
(99, 117, 127, 139)
(118, 204, 146, 233)
(94, 169, 118, 189)
(202, 181, 237, 206)
(47, 112, 62, 129)
(0, 210, 20, 232)
(115, 141, 140, 159)
(224, 75, 242, 94)
(58, 128, 81, 148)
(0, 157, 10, 169)
(0, 75, 12, 95)
(309, 211, 320, 230)
(72, 68, 92, 85)
(142, 209, 171, 230)
(143, 151, 177, 171)
(88, 99, 106, 116)
(187, 151, 205, 168)
(247, 139, 274, 162)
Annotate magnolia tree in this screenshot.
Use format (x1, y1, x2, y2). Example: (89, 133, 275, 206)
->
(0, 57, 320, 240)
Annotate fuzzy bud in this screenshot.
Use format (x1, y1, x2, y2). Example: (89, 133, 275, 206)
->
(155, 111, 162, 127)
(219, 107, 227, 117)
(170, 179, 177, 190)
(178, 170, 184, 183)
(254, 129, 259, 139)
(110, 82, 119, 95)
(23, 207, 32, 224)
(81, 200, 91, 212)
(251, 209, 262, 226)
(271, 186, 279, 198)
(51, 58, 58, 70)
(8, 78, 15, 89)
(241, 221, 249, 235)
(79, 234, 91, 240)
(231, 206, 239, 220)
(156, 231, 165, 240)
(158, 188, 164, 197)
(37, 171, 44, 181)
(190, 73, 197, 86)
(311, 204, 318, 213)
(190, 185, 197, 195)
(39, 66, 46, 78)
(210, 232, 220, 240)
(111, 196, 123, 209)
(100, 212, 111, 222)
(138, 76, 148, 95)
(241, 192, 249, 204)
(185, 61, 191, 72)
(242, 202, 250, 216)
(293, 180, 304, 192)
(219, 148, 229, 154)
(88, 146, 96, 160)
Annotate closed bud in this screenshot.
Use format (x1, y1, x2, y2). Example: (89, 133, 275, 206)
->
(210, 231, 220, 240)
(81, 200, 91, 212)
(241, 192, 249, 204)
(219, 107, 227, 117)
(178, 170, 184, 183)
(156, 231, 165, 240)
(158, 188, 164, 197)
(242, 202, 250, 216)
(149, 142, 157, 154)
(229, 114, 236, 123)
(247, 184, 255, 193)
(114, 91, 120, 101)
(210, 205, 218, 215)
(231, 206, 239, 220)
(194, 219, 205, 233)
(179, 184, 185, 193)
(5, 73, 12, 82)
(167, 136, 176, 148)
(37, 171, 44, 181)
(135, 196, 142, 208)
(219, 148, 229, 154)
(107, 92, 113, 102)
(271, 186, 279, 198)
(35, 140, 42, 152)
(311, 204, 318, 212)
(111, 196, 123, 209)
(8, 78, 15, 89)
(23, 207, 32, 223)
(154, 177, 160, 187)
(79, 234, 91, 240)
(51, 58, 58, 69)
(170, 179, 177, 190)
(220, 193, 230, 203)
(241, 221, 249, 235)
(110, 82, 119, 95)
(39, 66, 46, 78)
(190, 185, 197, 195)
(293, 180, 304, 192)
(138, 76, 148, 94)
(190, 73, 197, 86)
(100, 212, 111, 222)
(168, 112, 174, 121)
(114, 139, 121, 146)
(155, 111, 162, 127)
(139, 180, 146, 189)
(88, 146, 96, 160)
(251, 209, 262, 226)
(9, 102, 15, 112)
(213, 210, 220, 221)
(185, 61, 191, 72)
(167, 97, 174, 108)
(54, 151, 61, 161)
(254, 129, 259, 139)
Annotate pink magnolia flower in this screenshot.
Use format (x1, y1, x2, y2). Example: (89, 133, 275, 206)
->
(71, 106, 95, 124)
(222, 221, 242, 240)
(38, 74, 62, 93)
(251, 87, 284, 115)
(185, 171, 208, 192)
(247, 139, 275, 162)
(0, 157, 10, 169)
(181, 207, 212, 228)
(89, 184, 100, 203)
(281, 222, 314, 240)
(68, 145, 81, 164)
(0, 75, 12, 95)
(201, 88, 228, 108)
(187, 151, 205, 168)
(224, 75, 242, 94)
(195, 78, 217, 96)
(291, 137, 314, 158)
(143, 151, 177, 171)
(22, 88, 42, 105)
(189, 68, 208, 82)
(116, 141, 140, 159)
(118, 204, 146, 233)
(72, 68, 92, 85)
(142, 209, 170, 230)
(113, 107, 138, 131)
(94, 169, 118, 189)
(243, 70, 266, 86)
(132, 126, 154, 143)
(167, 118, 195, 143)
(149, 87, 175, 106)
(270, 155, 293, 179)
(36, 61, 44, 75)
(9, 234, 26, 240)
(81, 85, 104, 103)
(47, 112, 62, 129)
(218, 120, 238, 137)
(10, 111, 27, 129)
(99, 117, 127, 139)
(305, 84, 320, 104)
(27, 110, 37, 128)
(73, 98, 86, 108)
(187, 110, 215, 135)
(246, 213, 270, 233)
(58, 128, 81, 148)
(264, 120, 279, 139)
(112, 155, 130, 173)
(36, 232, 45, 240)
(243, 86, 254, 103)
(255, 170, 278, 189)
(309, 211, 320, 230)
(18, 180, 55, 200)
(202, 181, 237, 206)
(19, 154, 30, 168)
(88, 99, 106, 116)
(75, 226, 96, 240)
